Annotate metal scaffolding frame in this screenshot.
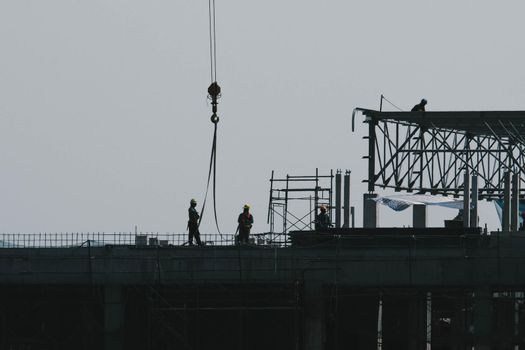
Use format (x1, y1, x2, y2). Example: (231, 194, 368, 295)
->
(352, 109, 525, 199)
(267, 169, 334, 235)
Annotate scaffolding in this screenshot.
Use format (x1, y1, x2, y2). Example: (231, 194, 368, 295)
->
(267, 169, 352, 236)
(267, 169, 333, 235)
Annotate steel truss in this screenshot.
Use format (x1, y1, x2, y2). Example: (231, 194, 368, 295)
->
(353, 109, 525, 199)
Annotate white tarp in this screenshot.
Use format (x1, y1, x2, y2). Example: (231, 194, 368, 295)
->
(373, 194, 464, 211)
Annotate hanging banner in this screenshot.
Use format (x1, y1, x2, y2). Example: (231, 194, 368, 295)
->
(493, 200, 525, 229)
(372, 194, 464, 212)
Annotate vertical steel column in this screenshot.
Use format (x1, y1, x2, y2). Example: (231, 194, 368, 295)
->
(511, 173, 519, 232)
(463, 170, 470, 228)
(343, 171, 351, 228)
(104, 285, 124, 350)
(335, 171, 342, 228)
(503, 171, 511, 232)
(303, 282, 326, 350)
(473, 288, 493, 350)
(412, 204, 427, 228)
(367, 118, 376, 192)
(363, 193, 378, 228)
(470, 175, 479, 228)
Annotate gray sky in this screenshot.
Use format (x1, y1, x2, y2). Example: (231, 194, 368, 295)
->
(1, 0, 524, 234)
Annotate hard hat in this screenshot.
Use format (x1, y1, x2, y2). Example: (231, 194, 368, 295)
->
(243, 204, 250, 210)
(190, 198, 197, 204)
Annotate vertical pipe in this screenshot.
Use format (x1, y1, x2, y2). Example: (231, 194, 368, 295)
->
(503, 171, 511, 232)
(463, 170, 470, 228)
(470, 175, 479, 228)
(511, 172, 519, 231)
(335, 171, 342, 229)
(368, 119, 376, 192)
(329, 169, 334, 225)
(351, 207, 355, 228)
(284, 175, 289, 234)
(344, 171, 351, 228)
(267, 170, 274, 225)
(315, 168, 319, 215)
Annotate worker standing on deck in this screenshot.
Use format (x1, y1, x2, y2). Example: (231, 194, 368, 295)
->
(188, 199, 203, 246)
(237, 204, 254, 244)
(315, 205, 332, 231)
(411, 98, 427, 112)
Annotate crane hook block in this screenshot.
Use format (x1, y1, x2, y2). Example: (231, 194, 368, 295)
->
(207, 82, 221, 100)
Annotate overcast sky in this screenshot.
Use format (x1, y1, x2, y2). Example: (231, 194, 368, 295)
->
(1, 1, 524, 234)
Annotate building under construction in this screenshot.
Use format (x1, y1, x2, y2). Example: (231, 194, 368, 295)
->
(1, 109, 525, 350)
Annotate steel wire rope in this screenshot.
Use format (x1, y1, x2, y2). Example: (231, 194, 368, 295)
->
(381, 95, 404, 112)
(198, 0, 222, 238)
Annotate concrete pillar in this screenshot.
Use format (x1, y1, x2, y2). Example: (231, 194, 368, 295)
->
(335, 171, 342, 229)
(343, 171, 351, 228)
(503, 171, 511, 232)
(511, 173, 520, 232)
(470, 175, 479, 228)
(363, 193, 378, 228)
(412, 204, 427, 228)
(473, 288, 493, 350)
(463, 171, 470, 228)
(303, 282, 325, 350)
(104, 285, 124, 350)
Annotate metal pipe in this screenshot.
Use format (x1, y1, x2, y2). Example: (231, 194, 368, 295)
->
(470, 175, 478, 228)
(463, 170, 470, 228)
(511, 172, 519, 231)
(344, 171, 350, 228)
(503, 171, 511, 231)
(335, 171, 341, 228)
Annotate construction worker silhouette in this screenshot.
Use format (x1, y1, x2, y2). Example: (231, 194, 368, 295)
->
(315, 205, 332, 231)
(411, 99, 427, 112)
(188, 199, 202, 246)
(237, 204, 254, 244)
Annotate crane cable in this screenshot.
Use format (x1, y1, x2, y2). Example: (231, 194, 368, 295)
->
(198, 0, 222, 237)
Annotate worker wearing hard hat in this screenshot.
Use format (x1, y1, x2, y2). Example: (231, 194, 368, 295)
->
(411, 98, 427, 112)
(315, 205, 332, 231)
(237, 204, 254, 244)
(188, 199, 203, 246)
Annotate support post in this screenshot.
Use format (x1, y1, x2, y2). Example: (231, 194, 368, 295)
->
(367, 119, 376, 192)
(303, 282, 325, 350)
(104, 285, 124, 350)
(503, 171, 511, 232)
(511, 173, 519, 232)
(473, 289, 492, 350)
(343, 171, 351, 228)
(363, 193, 378, 228)
(412, 204, 427, 228)
(470, 175, 479, 228)
(463, 171, 470, 228)
(335, 171, 342, 228)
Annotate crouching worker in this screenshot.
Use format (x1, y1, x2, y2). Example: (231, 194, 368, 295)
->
(188, 199, 203, 246)
(237, 204, 254, 244)
(315, 205, 332, 231)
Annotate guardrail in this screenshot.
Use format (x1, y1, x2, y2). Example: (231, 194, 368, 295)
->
(0, 232, 289, 248)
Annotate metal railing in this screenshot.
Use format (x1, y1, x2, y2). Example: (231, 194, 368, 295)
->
(0, 232, 290, 249)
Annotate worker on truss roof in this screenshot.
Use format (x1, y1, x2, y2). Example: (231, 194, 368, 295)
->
(188, 199, 203, 246)
(411, 98, 427, 112)
(237, 204, 253, 245)
(315, 205, 332, 231)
